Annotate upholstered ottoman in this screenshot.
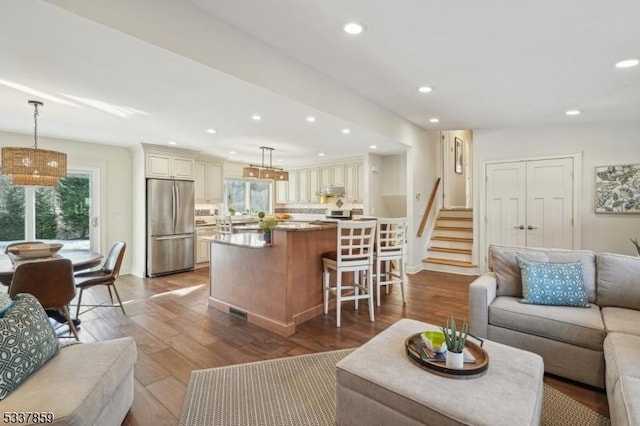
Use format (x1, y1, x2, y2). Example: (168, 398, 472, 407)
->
(336, 318, 543, 426)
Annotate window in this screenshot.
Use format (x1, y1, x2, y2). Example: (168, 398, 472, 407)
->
(0, 172, 92, 251)
(223, 179, 272, 215)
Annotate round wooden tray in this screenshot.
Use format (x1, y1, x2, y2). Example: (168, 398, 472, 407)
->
(405, 332, 489, 379)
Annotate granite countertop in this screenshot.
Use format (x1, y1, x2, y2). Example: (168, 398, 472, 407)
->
(200, 233, 269, 249)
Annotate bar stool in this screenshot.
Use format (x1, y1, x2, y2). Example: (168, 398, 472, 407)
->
(214, 215, 234, 235)
(374, 218, 407, 306)
(322, 220, 377, 327)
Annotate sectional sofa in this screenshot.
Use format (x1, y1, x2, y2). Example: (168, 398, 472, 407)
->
(469, 244, 640, 426)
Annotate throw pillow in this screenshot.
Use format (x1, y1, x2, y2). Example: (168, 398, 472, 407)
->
(0, 293, 12, 316)
(0, 293, 60, 400)
(517, 257, 589, 307)
(490, 245, 550, 297)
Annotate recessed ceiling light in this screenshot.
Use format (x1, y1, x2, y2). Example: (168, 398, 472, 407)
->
(565, 110, 581, 116)
(251, 114, 262, 121)
(306, 116, 316, 123)
(344, 22, 365, 35)
(429, 118, 440, 123)
(229, 151, 236, 154)
(168, 141, 177, 145)
(342, 128, 351, 134)
(369, 145, 377, 150)
(206, 128, 217, 134)
(318, 152, 325, 157)
(418, 86, 433, 93)
(615, 58, 639, 69)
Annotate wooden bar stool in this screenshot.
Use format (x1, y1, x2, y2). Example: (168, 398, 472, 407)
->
(322, 220, 377, 327)
(374, 218, 407, 306)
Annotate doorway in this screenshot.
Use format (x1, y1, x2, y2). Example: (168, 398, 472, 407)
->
(441, 131, 473, 209)
(481, 152, 582, 268)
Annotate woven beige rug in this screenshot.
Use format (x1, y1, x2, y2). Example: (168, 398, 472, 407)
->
(178, 349, 610, 426)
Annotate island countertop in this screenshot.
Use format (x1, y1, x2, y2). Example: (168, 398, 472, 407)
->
(200, 222, 338, 248)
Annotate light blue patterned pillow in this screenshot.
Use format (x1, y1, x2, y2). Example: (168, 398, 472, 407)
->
(517, 257, 589, 307)
(0, 294, 60, 399)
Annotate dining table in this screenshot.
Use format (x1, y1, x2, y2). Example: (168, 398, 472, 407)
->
(0, 249, 104, 283)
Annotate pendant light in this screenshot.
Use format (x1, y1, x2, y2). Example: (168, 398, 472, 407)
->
(242, 146, 288, 181)
(1, 100, 67, 186)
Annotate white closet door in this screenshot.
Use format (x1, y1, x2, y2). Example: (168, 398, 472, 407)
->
(486, 157, 574, 249)
(526, 158, 574, 248)
(486, 162, 527, 247)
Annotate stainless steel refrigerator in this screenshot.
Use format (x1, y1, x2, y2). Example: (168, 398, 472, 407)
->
(146, 179, 195, 277)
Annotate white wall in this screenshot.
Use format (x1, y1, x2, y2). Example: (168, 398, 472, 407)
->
(406, 131, 439, 272)
(474, 123, 640, 270)
(380, 154, 407, 218)
(0, 131, 133, 273)
(444, 130, 472, 208)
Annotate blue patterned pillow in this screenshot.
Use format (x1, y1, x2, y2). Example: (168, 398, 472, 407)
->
(0, 294, 60, 399)
(517, 257, 589, 307)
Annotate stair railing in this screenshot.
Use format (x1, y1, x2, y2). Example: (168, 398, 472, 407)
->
(417, 177, 441, 237)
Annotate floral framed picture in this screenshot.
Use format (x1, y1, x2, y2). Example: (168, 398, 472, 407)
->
(594, 164, 640, 214)
(454, 137, 463, 174)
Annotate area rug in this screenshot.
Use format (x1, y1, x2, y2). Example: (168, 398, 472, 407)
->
(178, 349, 610, 426)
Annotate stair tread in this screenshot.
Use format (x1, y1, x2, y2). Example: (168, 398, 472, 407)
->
(429, 247, 472, 254)
(434, 226, 473, 231)
(441, 208, 472, 211)
(422, 257, 476, 267)
(437, 217, 472, 221)
(432, 236, 473, 243)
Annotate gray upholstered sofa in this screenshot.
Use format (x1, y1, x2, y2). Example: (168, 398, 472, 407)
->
(0, 337, 137, 425)
(469, 244, 640, 426)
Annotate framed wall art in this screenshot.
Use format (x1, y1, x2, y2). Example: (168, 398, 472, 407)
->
(594, 164, 640, 214)
(454, 137, 463, 174)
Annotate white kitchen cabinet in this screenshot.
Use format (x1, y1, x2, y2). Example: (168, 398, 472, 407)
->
(276, 180, 288, 203)
(332, 165, 345, 186)
(146, 153, 194, 180)
(288, 171, 298, 202)
(345, 162, 365, 202)
(195, 162, 223, 203)
(298, 169, 310, 202)
(309, 168, 320, 203)
(196, 225, 217, 264)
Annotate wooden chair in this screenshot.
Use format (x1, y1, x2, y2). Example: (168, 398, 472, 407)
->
(214, 215, 234, 235)
(74, 241, 126, 320)
(9, 258, 79, 340)
(373, 218, 407, 306)
(1, 241, 45, 286)
(322, 220, 377, 327)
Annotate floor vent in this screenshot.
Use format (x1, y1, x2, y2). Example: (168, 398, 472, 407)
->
(229, 307, 247, 320)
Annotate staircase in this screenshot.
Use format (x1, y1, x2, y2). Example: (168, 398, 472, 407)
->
(423, 208, 477, 275)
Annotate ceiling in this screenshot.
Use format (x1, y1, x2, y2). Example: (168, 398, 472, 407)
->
(0, 1, 638, 167)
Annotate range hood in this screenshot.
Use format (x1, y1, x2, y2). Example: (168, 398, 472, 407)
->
(318, 185, 345, 197)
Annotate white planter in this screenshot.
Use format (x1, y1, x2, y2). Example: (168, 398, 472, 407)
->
(446, 351, 464, 369)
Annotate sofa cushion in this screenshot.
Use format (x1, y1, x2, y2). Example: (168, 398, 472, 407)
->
(604, 332, 640, 426)
(597, 253, 640, 310)
(518, 258, 589, 307)
(489, 296, 604, 350)
(0, 294, 60, 400)
(601, 307, 640, 337)
(489, 245, 549, 297)
(0, 337, 137, 424)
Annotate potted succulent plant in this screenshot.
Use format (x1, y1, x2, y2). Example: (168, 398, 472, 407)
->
(259, 218, 278, 244)
(441, 316, 469, 369)
(631, 238, 640, 256)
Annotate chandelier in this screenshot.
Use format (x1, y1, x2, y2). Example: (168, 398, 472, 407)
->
(242, 146, 288, 181)
(1, 100, 67, 186)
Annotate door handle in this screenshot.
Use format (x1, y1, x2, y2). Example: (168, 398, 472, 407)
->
(513, 225, 524, 230)
(527, 225, 538, 230)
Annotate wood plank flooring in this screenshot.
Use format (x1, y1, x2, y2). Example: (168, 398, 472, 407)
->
(71, 267, 609, 425)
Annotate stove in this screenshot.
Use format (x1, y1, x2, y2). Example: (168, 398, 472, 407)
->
(326, 210, 352, 220)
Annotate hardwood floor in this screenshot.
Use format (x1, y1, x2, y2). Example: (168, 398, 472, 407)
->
(72, 267, 609, 425)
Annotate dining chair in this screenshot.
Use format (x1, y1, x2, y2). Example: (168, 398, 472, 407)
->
(373, 218, 407, 306)
(9, 258, 79, 340)
(214, 215, 234, 235)
(1, 241, 45, 286)
(322, 220, 377, 327)
(74, 241, 127, 320)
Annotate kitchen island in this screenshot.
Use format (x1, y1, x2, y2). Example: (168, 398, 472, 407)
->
(202, 222, 338, 336)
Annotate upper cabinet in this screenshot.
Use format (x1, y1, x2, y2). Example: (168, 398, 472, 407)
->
(194, 155, 224, 203)
(143, 144, 197, 180)
(274, 159, 363, 204)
